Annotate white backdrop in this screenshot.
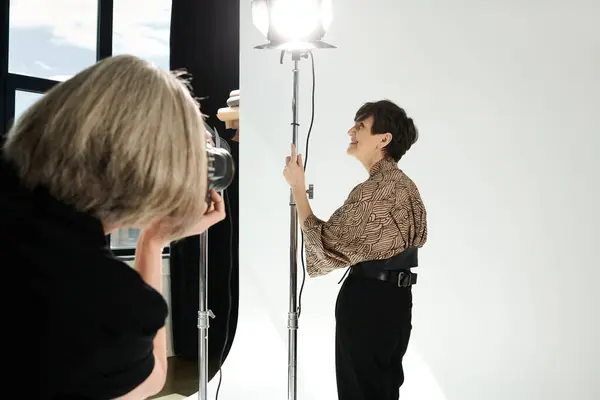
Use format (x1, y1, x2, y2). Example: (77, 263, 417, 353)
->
(204, 1, 600, 399)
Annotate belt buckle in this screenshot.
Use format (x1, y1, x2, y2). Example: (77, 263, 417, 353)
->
(397, 271, 412, 288)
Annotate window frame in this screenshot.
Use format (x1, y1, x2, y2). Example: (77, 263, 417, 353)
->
(1, 0, 170, 259)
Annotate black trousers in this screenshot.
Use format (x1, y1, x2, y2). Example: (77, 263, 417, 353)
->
(335, 274, 413, 400)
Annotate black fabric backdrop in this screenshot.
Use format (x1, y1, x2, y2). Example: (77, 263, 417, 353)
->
(169, 0, 240, 382)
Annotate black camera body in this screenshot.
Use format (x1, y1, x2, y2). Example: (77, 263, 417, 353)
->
(205, 126, 235, 206)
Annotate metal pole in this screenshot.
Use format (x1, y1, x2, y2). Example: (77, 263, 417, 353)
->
(198, 231, 213, 400)
(288, 51, 302, 400)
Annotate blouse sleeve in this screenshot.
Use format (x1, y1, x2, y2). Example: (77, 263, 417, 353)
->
(301, 180, 397, 277)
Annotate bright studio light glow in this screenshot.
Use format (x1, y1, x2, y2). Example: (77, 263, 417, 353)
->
(251, 0, 269, 37)
(252, 0, 333, 45)
(270, 1, 319, 40)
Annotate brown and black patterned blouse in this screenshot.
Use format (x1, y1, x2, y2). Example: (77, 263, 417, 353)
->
(302, 157, 427, 278)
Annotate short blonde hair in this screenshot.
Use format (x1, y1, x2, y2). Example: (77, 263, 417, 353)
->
(2, 55, 208, 239)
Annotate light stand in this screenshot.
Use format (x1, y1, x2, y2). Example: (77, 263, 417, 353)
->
(251, 2, 335, 398)
(287, 50, 302, 400)
(197, 128, 234, 400)
(197, 231, 212, 400)
(283, 49, 319, 400)
(198, 123, 235, 400)
(258, 42, 333, 400)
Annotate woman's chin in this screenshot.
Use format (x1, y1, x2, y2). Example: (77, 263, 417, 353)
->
(347, 144, 357, 155)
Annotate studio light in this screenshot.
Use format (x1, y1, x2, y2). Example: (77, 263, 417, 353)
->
(252, 0, 335, 50)
(252, 1, 335, 400)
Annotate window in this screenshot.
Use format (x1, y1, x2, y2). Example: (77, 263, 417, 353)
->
(112, 0, 171, 70)
(8, 0, 98, 81)
(111, 228, 141, 249)
(14, 90, 44, 121)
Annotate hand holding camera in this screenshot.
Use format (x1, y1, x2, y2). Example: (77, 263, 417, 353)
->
(138, 189, 226, 249)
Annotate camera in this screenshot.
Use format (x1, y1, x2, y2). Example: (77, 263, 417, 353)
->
(205, 130, 235, 206)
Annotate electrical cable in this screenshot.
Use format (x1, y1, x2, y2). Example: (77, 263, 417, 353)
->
(298, 50, 316, 318)
(214, 188, 234, 400)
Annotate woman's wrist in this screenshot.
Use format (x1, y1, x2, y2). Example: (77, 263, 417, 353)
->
(292, 183, 306, 197)
(134, 234, 165, 293)
(137, 234, 167, 256)
(292, 183, 313, 229)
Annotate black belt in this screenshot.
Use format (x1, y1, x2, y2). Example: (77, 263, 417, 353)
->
(344, 248, 419, 288)
(349, 267, 417, 287)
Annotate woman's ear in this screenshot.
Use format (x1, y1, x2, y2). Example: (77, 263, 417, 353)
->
(380, 132, 393, 148)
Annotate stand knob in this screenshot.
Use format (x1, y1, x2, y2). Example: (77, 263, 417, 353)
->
(198, 310, 215, 329)
(306, 184, 314, 199)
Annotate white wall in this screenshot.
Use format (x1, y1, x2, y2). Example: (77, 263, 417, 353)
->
(215, 1, 600, 400)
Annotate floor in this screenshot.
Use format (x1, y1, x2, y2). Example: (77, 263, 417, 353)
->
(150, 357, 199, 399)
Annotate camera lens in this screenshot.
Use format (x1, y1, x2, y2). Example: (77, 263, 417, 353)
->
(207, 146, 235, 197)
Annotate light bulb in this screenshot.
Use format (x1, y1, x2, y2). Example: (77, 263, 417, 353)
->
(252, 0, 333, 45)
(270, 0, 320, 41)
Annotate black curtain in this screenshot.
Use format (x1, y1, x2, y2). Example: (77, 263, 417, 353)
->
(169, 0, 240, 382)
(1, 0, 9, 134)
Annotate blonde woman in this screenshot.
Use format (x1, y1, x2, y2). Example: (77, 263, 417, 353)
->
(0, 55, 224, 399)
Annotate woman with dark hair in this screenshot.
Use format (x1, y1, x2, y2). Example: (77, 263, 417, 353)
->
(284, 99, 428, 400)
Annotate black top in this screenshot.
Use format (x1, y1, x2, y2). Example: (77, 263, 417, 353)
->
(0, 152, 168, 399)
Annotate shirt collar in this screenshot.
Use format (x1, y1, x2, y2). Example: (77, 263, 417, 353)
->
(369, 157, 398, 177)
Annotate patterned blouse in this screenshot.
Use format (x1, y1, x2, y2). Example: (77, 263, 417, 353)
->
(302, 157, 427, 278)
